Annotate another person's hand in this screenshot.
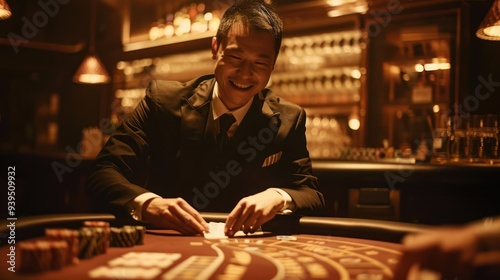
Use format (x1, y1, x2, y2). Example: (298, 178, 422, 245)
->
(394, 226, 479, 280)
(142, 197, 209, 235)
(224, 189, 285, 237)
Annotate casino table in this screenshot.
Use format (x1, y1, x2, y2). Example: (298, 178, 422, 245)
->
(1, 213, 433, 280)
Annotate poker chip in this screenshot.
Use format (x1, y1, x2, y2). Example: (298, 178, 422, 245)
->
(48, 240, 69, 270)
(78, 227, 100, 259)
(45, 228, 80, 265)
(18, 240, 68, 273)
(83, 221, 111, 253)
(19, 222, 146, 275)
(134, 225, 145, 245)
(83, 221, 110, 228)
(110, 226, 136, 247)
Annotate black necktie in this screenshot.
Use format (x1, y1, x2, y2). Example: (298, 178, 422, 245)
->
(217, 114, 236, 151)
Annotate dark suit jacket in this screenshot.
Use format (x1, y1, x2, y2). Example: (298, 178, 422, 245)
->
(86, 75, 325, 218)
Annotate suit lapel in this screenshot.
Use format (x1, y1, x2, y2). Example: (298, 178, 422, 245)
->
(180, 78, 216, 146)
(230, 90, 283, 153)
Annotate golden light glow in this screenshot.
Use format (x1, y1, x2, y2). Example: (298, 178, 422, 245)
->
(348, 118, 360, 130)
(73, 54, 110, 84)
(0, 0, 12, 20)
(483, 25, 500, 37)
(476, 0, 500, 40)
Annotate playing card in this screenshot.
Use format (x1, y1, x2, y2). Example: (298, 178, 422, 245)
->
(203, 222, 228, 239)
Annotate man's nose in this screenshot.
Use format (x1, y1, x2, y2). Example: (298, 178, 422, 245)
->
(238, 60, 253, 78)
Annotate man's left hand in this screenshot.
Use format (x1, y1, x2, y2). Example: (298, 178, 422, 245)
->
(224, 189, 285, 237)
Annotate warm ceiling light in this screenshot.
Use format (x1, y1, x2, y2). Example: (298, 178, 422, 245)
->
(73, 54, 110, 84)
(0, 0, 12, 20)
(476, 0, 500, 40)
(327, 0, 368, 18)
(73, 0, 110, 84)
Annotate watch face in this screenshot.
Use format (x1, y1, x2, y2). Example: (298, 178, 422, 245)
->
(278, 209, 293, 215)
(130, 210, 140, 221)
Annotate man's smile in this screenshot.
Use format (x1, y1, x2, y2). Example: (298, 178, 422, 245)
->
(230, 80, 253, 89)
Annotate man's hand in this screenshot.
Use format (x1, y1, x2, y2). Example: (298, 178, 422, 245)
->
(142, 197, 209, 235)
(394, 226, 479, 280)
(224, 189, 285, 237)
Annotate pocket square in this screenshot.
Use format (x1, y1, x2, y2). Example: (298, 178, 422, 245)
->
(262, 151, 282, 167)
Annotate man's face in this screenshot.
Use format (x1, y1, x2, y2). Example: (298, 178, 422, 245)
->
(211, 25, 276, 111)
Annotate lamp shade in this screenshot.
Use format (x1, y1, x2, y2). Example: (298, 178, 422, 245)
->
(0, 0, 12, 19)
(73, 54, 110, 84)
(476, 0, 500, 40)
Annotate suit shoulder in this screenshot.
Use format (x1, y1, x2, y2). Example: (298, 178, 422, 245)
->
(145, 75, 214, 108)
(263, 89, 304, 114)
(147, 75, 214, 98)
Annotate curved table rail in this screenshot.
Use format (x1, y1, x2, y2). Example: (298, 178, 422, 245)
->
(299, 216, 433, 243)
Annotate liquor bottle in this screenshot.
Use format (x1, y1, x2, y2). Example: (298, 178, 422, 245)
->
(412, 71, 432, 104)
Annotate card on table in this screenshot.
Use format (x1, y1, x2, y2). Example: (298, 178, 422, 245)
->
(203, 222, 228, 239)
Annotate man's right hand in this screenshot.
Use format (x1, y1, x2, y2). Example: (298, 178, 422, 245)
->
(142, 197, 209, 235)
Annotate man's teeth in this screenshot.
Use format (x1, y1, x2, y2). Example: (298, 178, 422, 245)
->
(232, 81, 251, 89)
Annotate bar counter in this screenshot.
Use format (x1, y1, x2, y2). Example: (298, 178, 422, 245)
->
(312, 159, 500, 225)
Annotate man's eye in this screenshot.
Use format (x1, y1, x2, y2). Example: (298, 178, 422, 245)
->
(226, 55, 241, 60)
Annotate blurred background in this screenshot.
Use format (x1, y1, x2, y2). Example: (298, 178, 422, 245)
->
(1, 0, 499, 223)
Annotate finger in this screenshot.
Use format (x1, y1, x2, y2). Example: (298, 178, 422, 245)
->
(168, 209, 201, 235)
(249, 216, 269, 233)
(160, 212, 198, 235)
(394, 252, 419, 280)
(242, 212, 262, 234)
(169, 200, 206, 234)
(175, 201, 209, 234)
(179, 201, 210, 232)
(394, 242, 439, 279)
(233, 205, 255, 235)
(225, 204, 243, 236)
(226, 203, 254, 237)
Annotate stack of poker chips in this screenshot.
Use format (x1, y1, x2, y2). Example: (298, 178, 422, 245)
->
(135, 225, 145, 245)
(45, 228, 80, 265)
(110, 225, 145, 247)
(18, 221, 145, 273)
(78, 227, 102, 259)
(18, 240, 68, 273)
(82, 221, 111, 255)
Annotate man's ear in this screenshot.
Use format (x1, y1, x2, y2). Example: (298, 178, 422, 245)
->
(211, 37, 218, 60)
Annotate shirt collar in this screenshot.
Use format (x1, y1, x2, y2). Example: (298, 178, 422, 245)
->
(212, 81, 253, 124)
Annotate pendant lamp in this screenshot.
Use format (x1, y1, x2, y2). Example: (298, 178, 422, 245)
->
(0, 0, 12, 20)
(476, 0, 500, 40)
(73, 0, 110, 84)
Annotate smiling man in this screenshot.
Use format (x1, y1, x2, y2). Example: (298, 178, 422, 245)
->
(86, 0, 325, 237)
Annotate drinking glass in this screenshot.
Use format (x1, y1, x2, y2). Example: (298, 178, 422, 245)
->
(449, 115, 470, 162)
(467, 114, 499, 162)
(432, 113, 451, 162)
(481, 114, 499, 160)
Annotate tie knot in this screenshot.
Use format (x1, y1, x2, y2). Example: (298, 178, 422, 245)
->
(219, 114, 236, 134)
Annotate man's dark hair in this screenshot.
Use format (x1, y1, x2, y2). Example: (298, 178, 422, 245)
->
(216, 0, 283, 58)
